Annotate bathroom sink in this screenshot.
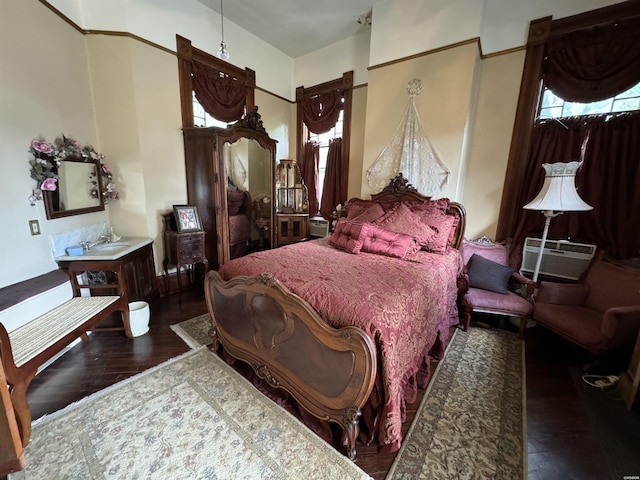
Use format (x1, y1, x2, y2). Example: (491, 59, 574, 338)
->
(93, 242, 131, 251)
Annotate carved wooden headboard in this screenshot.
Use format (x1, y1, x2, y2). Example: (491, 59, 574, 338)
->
(348, 173, 467, 249)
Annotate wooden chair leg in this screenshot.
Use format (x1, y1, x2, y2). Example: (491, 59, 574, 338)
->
(8, 376, 34, 448)
(518, 317, 528, 339)
(0, 361, 24, 475)
(463, 306, 472, 331)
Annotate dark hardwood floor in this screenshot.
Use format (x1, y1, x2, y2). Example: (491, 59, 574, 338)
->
(22, 288, 639, 479)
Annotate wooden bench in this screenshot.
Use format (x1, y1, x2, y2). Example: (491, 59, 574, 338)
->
(0, 262, 130, 450)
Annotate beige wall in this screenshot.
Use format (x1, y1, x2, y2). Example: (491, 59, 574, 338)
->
(361, 42, 481, 202)
(0, 0, 108, 287)
(254, 90, 295, 161)
(348, 85, 368, 201)
(87, 35, 185, 272)
(463, 51, 525, 241)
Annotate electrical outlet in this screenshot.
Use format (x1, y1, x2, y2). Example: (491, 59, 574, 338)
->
(29, 220, 40, 236)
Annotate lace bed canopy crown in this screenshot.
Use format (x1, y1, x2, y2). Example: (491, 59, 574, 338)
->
(367, 78, 450, 197)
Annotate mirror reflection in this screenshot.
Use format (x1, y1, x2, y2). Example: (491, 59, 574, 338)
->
(44, 159, 104, 219)
(224, 138, 273, 259)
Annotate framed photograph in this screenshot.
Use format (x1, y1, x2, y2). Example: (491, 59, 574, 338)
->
(173, 205, 202, 233)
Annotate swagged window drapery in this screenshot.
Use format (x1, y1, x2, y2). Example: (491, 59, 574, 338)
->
(506, 13, 640, 264)
(192, 62, 250, 123)
(297, 72, 353, 220)
(176, 35, 255, 128)
(302, 90, 344, 219)
(543, 19, 640, 103)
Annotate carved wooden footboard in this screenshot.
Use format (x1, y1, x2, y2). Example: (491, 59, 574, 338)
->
(204, 271, 377, 460)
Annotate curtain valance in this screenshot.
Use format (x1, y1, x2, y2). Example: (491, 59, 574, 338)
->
(543, 18, 640, 103)
(192, 61, 249, 123)
(301, 90, 343, 134)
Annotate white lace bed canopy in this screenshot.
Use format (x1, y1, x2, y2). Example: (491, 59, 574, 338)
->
(367, 78, 450, 197)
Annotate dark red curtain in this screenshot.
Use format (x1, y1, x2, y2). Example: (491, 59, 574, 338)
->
(510, 112, 640, 265)
(301, 141, 320, 216)
(302, 91, 343, 134)
(192, 61, 248, 123)
(543, 18, 640, 103)
(319, 138, 344, 220)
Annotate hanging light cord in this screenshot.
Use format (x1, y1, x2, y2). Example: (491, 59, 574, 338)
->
(220, 0, 225, 44)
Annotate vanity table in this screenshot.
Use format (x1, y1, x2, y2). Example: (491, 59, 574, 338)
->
(55, 237, 159, 307)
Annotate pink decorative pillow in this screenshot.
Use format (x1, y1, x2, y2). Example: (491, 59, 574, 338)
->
(346, 200, 385, 223)
(361, 225, 417, 258)
(408, 198, 451, 215)
(416, 212, 456, 254)
(227, 189, 246, 215)
(329, 219, 369, 254)
(374, 203, 435, 248)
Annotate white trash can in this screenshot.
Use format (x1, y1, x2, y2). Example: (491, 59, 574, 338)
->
(128, 301, 150, 337)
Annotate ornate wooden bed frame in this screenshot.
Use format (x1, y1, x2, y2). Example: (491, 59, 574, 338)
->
(204, 175, 466, 460)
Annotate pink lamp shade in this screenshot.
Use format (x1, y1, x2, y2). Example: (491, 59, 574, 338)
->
(523, 161, 593, 213)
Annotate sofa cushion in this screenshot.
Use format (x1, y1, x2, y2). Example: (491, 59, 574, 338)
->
(461, 239, 508, 266)
(533, 303, 606, 352)
(462, 288, 532, 316)
(583, 260, 640, 313)
(467, 254, 514, 294)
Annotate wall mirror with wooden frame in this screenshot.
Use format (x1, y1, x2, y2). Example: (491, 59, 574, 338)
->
(44, 158, 104, 219)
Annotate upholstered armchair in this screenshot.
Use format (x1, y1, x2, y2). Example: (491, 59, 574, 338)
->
(532, 257, 640, 355)
(460, 237, 535, 335)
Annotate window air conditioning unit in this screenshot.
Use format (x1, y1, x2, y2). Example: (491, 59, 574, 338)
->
(520, 237, 597, 281)
(309, 216, 330, 238)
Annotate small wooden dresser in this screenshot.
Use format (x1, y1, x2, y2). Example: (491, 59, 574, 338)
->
(162, 213, 208, 292)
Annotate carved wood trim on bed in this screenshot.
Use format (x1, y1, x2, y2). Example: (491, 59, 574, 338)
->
(360, 172, 466, 249)
(205, 272, 376, 461)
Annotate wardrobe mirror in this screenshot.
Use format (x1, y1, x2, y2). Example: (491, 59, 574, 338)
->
(223, 137, 274, 262)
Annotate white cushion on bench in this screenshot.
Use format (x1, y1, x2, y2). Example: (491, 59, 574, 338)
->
(8, 296, 120, 368)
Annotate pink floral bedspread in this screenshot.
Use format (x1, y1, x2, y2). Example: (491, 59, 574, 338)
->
(219, 237, 464, 453)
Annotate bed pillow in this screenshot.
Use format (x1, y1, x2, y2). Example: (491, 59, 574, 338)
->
(466, 254, 514, 294)
(407, 198, 451, 215)
(374, 203, 435, 248)
(227, 189, 245, 216)
(329, 219, 369, 254)
(415, 212, 456, 254)
(346, 200, 385, 223)
(361, 224, 417, 258)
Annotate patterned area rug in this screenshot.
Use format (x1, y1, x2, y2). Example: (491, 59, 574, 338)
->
(170, 313, 212, 349)
(387, 326, 526, 480)
(172, 315, 526, 480)
(11, 347, 371, 480)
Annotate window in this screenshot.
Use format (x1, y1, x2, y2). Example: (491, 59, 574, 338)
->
(192, 92, 228, 128)
(308, 110, 343, 202)
(538, 81, 640, 119)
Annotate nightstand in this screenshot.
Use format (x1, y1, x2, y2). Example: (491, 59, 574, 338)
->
(162, 214, 208, 292)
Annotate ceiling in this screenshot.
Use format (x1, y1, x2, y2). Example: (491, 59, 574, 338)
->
(197, 0, 376, 58)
